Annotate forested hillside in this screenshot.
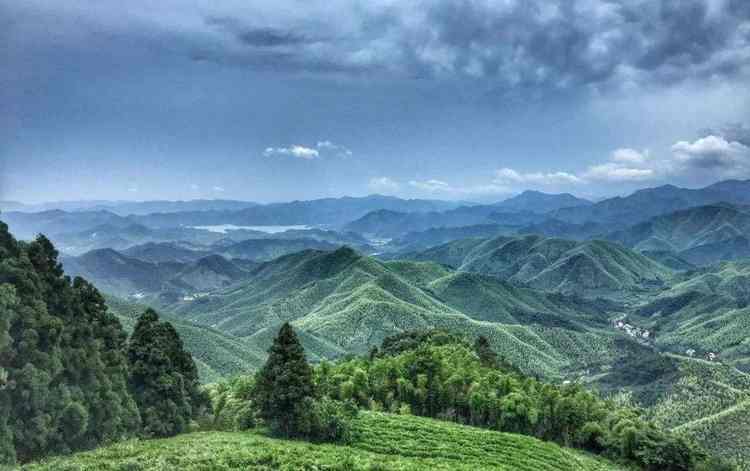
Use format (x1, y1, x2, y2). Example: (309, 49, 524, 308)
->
(0, 221, 208, 465)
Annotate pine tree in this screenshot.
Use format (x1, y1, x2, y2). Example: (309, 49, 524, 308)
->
(253, 322, 314, 437)
(127, 309, 206, 438)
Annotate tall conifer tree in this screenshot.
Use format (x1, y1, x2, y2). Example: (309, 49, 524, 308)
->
(253, 322, 314, 437)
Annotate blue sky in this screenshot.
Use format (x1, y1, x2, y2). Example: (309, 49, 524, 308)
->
(2, 0, 750, 203)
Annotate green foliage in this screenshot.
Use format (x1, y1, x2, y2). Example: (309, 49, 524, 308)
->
(0, 222, 141, 464)
(296, 396, 358, 444)
(316, 336, 725, 471)
(252, 322, 315, 437)
(23, 412, 627, 471)
(127, 309, 209, 438)
(105, 295, 264, 383)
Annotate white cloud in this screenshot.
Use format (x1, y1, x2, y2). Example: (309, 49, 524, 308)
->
(264, 145, 320, 159)
(494, 168, 583, 186)
(611, 148, 648, 164)
(190, 183, 200, 190)
(263, 141, 352, 159)
(671, 135, 750, 173)
(408, 179, 509, 195)
(368, 176, 400, 193)
(127, 187, 138, 193)
(212, 186, 225, 192)
(582, 163, 656, 181)
(409, 179, 452, 192)
(317, 141, 352, 158)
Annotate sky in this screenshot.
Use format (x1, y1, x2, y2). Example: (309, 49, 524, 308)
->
(2, 0, 750, 204)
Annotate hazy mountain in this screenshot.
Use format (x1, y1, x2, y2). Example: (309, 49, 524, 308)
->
(215, 238, 342, 261)
(2, 209, 131, 240)
(343, 206, 544, 238)
(61, 249, 253, 298)
(385, 224, 514, 253)
(131, 195, 466, 228)
(494, 190, 592, 213)
(122, 241, 212, 263)
(606, 204, 750, 265)
(550, 179, 750, 227)
(2, 199, 260, 215)
(401, 234, 672, 295)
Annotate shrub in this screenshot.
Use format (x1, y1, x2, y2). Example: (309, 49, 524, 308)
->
(297, 397, 358, 444)
(234, 404, 256, 431)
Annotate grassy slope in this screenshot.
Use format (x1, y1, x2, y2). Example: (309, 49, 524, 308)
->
(24, 412, 624, 471)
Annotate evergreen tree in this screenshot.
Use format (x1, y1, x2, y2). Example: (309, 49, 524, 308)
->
(253, 322, 314, 437)
(0, 221, 140, 464)
(0, 284, 17, 464)
(474, 335, 498, 369)
(127, 309, 206, 438)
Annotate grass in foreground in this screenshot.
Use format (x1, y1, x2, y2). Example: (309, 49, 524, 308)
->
(24, 412, 624, 470)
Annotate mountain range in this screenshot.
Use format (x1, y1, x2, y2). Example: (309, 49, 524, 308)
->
(399, 234, 672, 295)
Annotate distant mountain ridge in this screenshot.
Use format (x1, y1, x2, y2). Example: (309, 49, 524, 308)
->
(494, 190, 592, 213)
(550, 179, 750, 227)
(605, 204, 750, 266)
(401, 234, 672, 295)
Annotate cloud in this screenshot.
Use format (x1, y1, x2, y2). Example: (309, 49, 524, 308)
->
(190, 183, 200, 190)
(493, 127, 750, 187)
(10, 0, 748, 93)
(701, 123, 750, 147)
(494, 168, 584, 186)
(582, 163, 656, 181)
(127, 187, 138, 193)
(264, 145, 320, 159)
(316, 141, 352, 158)
(368, 176, 400, 193)
(263, 141, 351, 160)
(408, 179, 509, 195)
(671, 135, 750, 174)
(212, 186, 225, 192)
(610, 148, 648, 164)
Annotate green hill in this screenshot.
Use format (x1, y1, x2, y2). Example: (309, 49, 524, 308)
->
(404, 234, 672, 295)
(23, 412, 623, 471)
(607, 204, 750, 266)
(168, 247, 627, 379)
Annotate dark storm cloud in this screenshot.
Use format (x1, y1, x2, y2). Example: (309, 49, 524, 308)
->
(5, 0, 749, 92)
(189, 0, 750, 90)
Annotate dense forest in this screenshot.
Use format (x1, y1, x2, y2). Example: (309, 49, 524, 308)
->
(0, 221, 206, 465)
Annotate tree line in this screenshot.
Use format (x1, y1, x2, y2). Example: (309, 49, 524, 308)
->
(0, 221, 207, 465)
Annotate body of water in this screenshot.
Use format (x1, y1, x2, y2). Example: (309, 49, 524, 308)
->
(192, 224, 312, 234)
